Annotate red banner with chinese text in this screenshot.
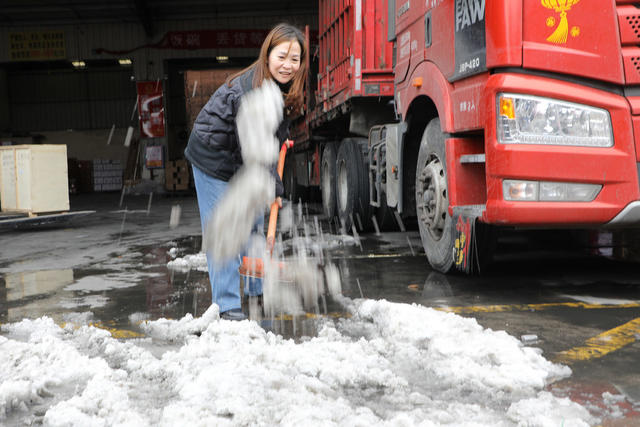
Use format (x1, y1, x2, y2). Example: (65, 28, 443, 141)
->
(157, 30, 270, 50)
(94, 30, 318, 55)
(136, 81, 165, 138)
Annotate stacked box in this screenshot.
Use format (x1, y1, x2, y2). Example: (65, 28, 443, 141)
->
(92, 159, 123, 192)
(165, 159, 189, 191)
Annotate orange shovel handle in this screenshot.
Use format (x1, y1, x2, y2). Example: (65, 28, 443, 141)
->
(266, 139, 293, 253)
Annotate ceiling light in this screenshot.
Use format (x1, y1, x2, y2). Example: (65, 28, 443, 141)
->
(216, 56, 229, 62)
(118, 58, 132, 66)
(71, 60, 86, 68)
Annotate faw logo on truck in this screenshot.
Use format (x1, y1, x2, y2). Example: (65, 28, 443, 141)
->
(541, 0, 581, 44)
(452, 0, 486, 81)
(455, 0, 485, 32)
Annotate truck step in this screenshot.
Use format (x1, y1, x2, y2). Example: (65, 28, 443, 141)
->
(459, 154, 485, 164)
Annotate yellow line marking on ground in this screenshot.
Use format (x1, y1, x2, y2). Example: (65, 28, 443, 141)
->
(437, 302, 640, 314)
(273, 312, 351, 321)
(1, 321, 143, 340)
(60, 322, 145, 339)
(332, 253, 416, 259)
(91, 323, 145, 339)
(556, 317, 640, 364)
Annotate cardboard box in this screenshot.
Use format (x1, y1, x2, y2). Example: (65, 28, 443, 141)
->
(0, 144, 69, 214)
(165, 159, 189, 191)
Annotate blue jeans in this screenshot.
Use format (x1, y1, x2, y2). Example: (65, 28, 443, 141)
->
(192, 165, 264, 313)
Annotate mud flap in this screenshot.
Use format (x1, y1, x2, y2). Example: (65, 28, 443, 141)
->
(453, 213, 477, 274)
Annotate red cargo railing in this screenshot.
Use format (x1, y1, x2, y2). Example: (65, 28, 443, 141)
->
(317, 0, 394, 113)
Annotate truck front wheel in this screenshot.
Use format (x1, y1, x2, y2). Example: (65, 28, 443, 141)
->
(415, 118, 455, 273)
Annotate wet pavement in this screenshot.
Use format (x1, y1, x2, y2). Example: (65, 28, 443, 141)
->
(1, 192, 640, 425)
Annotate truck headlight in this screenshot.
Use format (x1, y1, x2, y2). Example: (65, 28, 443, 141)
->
(497, 93, 613, 147)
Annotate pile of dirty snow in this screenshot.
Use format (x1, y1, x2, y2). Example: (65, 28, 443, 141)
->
(0, 299, 596, 426)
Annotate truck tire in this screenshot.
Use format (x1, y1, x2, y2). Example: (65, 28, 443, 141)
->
(321, 143, 337, 219)
(336, 138, 372, 232)
(283, 157, 306, 203)
(415, 118, 455, 273)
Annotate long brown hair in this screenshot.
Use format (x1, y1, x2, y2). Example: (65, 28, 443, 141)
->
(228, 23, 308, 116)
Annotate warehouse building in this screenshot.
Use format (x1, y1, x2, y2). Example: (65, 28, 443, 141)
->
(0, 1, 316, 197)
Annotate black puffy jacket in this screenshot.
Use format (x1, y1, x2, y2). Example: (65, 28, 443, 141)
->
(185, 67, 287, 196)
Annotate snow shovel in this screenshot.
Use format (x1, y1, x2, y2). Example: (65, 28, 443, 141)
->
(239, 139, 342, 311)
(238, 139, 292, 284)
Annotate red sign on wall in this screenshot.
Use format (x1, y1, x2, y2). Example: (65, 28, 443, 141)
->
(94, 29, 319, 55)
(158, 30, 270, 49)
(136, 81, 165, 138)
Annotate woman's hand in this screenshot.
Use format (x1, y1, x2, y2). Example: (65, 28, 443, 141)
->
(276, 197, 282, 208)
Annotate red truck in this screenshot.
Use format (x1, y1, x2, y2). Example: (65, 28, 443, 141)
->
(285, 0, 640, 274)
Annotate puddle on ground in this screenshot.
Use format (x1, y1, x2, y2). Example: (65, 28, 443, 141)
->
(4, 226, 640, 343)
(0, 235, 349, 342)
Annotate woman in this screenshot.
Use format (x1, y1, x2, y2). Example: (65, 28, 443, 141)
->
(185, 23, 307, 320)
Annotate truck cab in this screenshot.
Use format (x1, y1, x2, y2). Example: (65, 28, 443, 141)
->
(290, 0, 640, 274)
(377, 0, 640, 272)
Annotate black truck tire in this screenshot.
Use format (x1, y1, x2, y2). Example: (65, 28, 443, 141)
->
(283, 157, 297, 202)
(415, 118, 455, 273)
(283, 156, 307, 203)
(336, 138, 372, 232)
(321, 143, 337, 220)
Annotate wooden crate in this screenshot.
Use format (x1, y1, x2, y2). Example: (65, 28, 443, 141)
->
(0, 145, 69, 215)
(165, 159, 190, 191)
(184, 68, 242, 131)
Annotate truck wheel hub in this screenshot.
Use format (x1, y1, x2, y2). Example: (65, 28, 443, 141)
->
(417, 157, 447, 240)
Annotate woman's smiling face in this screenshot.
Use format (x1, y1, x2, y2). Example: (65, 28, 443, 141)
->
(268, 40, 301, 85)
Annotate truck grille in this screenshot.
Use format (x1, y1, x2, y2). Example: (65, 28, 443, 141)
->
(622, 14, 640, 40)
(620, 2, 640, 165)
(618, 3, 640, 83)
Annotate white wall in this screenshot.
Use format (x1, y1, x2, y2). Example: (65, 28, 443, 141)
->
(5, 128, 131, 164)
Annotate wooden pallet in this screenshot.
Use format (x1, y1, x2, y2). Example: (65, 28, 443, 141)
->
(0, 210, 95, 230)
(1, 210, 68, 218)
